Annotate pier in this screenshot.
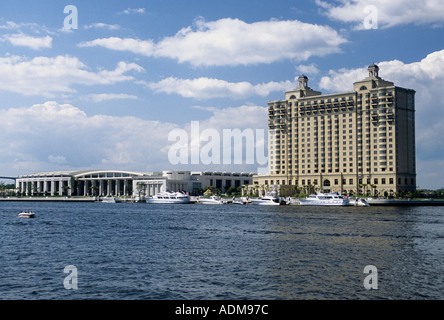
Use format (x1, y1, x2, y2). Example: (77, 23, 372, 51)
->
(365, 198, 444, 206)
(0, 197, 96, 202)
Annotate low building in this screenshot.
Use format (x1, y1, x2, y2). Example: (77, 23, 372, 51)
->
(16, 170, 253, 198)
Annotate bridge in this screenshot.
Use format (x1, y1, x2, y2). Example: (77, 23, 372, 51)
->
(0, 176, 17, 182)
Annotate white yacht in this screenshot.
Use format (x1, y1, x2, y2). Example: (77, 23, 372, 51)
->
(146, 191, 190, 204)
(196, 196, 227, 204)
(101, 196, 121, 203)
(299, 192, 350, 206)
(251, 187, 281, 205)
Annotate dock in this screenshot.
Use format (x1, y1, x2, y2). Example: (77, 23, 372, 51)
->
(0, 197, 96, 202)
(365, 198, 444, 206)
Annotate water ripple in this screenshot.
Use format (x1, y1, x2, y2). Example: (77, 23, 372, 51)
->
(0, 202, 442, 299)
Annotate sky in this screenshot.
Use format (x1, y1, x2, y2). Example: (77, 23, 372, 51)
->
(0, 0, 443, 189)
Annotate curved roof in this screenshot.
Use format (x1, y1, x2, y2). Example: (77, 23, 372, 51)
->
(72, 170, 152, 178)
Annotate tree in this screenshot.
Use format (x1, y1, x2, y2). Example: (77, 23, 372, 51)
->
(226, 186, 237, 196)
(136, 182, 148, 199)
(90, 185, 99, 197)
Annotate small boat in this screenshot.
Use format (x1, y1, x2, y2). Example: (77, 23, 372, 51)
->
(251, 196, 281, 205)
(18, 211, 35, 218)
(353, 198, 370, 207)
(146, 191, 190, 204)
(232, 199, 246, 205)
(242, 197, 252, 204)
(197, 196, 227, 204)
(101, 196, 121, 203)
(252, 187, 281, 205)
(299, 192, 350, 206)
(285, 197, 300, 205)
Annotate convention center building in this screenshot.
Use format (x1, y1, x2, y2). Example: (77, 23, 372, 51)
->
(15, 170, 253, 197)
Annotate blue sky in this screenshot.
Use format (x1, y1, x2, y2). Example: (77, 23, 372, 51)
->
(0, 0, 443, 189)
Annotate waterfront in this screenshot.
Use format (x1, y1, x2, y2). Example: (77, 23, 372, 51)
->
(0, 202, 443, 300)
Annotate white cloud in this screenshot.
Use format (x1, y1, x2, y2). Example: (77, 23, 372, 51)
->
(79, 18, 347, 67)
(79, 37, 155, 56)
(120, 8, 146, 15)
(147, 77, 295, 100)
(2, 34, 52, 49)
(0, 101, 268, 176)
(48, 155, 67, 164)
(0, 55, 143, 97)
(156, 17, 347, 66)
(85, 93, 139, 102)
(295, 64, 320, 75)
(84, 23, 120, 30)
(318, 49, 444, 188)
(0, 101, 177, 173)
(316, 0, 444, 29)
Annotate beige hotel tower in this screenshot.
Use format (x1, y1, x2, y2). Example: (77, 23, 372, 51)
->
(258, 64, 416, 197)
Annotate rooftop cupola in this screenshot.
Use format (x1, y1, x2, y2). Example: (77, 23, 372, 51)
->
(368, 63, 380, 78)
(298, 74, 309, 88)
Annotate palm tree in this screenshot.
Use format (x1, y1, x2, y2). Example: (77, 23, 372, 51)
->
(136, 182, 148, 200)
(63, 185, 71, 197)
(90, 185, 99, 197)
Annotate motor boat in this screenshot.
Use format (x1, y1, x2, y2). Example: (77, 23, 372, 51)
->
(352, 198, 370, 207)
(146, 191, 190, 204)
(18, 211, 35, 218)
(251, 187, 281, 205)
(232, 199, 246, 205)
(101, 196, 121, 203)
(299, 192, 350, 206)
(285, 197, 300, 205)
(196, 196, 227, 204)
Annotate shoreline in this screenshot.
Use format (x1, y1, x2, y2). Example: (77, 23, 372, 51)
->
(1, 196, 444, 206)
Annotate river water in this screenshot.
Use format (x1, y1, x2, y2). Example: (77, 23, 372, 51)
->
(0, 202, 442, 300)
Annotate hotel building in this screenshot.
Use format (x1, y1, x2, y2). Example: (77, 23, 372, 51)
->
(254, 64, 416, 196)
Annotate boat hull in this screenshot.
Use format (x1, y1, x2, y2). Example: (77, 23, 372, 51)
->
(146, 199, 190, 204)
(251, 200, 281, 205)
(101, 197, 121, 203)
(197, 200, 226, 204)
(299, 192, 350, 206)
(18, 213, 35, 218)
(299, 201, 349, 206)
